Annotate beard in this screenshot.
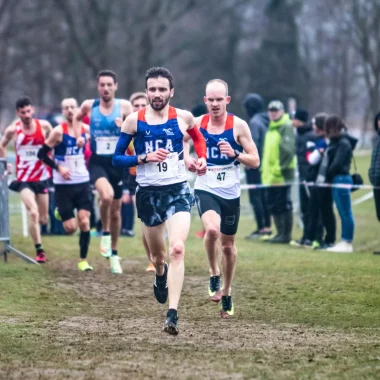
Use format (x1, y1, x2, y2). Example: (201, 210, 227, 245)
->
(149, 96, 170, 111)
(21, 117, 32, 125)
(101, 95, 112, 103)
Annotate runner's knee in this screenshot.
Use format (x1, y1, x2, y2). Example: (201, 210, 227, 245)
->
(29, 208, 39, 224)
(100, 193, 113, 206)
(221, 242, 236, 257)
(39, 214, 48, 225)
(170, 240, 185, 260)
(78, 215, 89, 231)
(205, 225, 219, 240)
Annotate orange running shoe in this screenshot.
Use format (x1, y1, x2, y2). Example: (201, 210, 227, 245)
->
(146, 262, 156, 272)
(196, 230, 205, 238)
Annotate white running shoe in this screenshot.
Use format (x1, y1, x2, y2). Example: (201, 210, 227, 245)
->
(110, 255, 123, 274)
(100, 235, 112, 258)
(327, 241, 353, 253)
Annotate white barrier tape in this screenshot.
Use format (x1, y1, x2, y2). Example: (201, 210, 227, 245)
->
(240, 181, 378, 190)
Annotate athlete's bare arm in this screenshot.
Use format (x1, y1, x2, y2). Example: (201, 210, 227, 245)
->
(121, 100, 133, 120)
(44, 125, 63, 148)
(0, 125, 16, 158)
(74, 99, 94, 146)
(40, 120, 53, 139)
(218, 117, 260, 169)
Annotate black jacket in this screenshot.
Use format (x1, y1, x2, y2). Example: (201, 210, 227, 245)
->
(296, 123, 317, 180)
(369, 112, 380, 186)
(326, 134, 358, 181)
(243, 93, 269, 162)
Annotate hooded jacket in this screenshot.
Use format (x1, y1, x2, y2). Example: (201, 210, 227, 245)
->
(243, 94, 269, 161)
(326, 133, 358, 181)
(295, 123, 317, 180)
(369, 112, 380, 186)
(261, 113, 296, 185)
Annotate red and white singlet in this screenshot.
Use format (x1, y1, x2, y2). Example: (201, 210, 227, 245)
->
(15, 119, 51, 182)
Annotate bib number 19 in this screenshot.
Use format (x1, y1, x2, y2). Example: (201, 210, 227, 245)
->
(157, 162, 168, 172)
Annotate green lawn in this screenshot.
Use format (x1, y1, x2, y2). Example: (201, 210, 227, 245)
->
(1, 153, 379, 379)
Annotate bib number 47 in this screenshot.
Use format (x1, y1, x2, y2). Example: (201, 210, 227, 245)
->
(217, 172, 226, 181)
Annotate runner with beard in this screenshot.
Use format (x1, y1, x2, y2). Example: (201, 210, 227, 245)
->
(73, 70, 133, 274)
(0, 97, 53, 263)
(113, 67, 207, 335)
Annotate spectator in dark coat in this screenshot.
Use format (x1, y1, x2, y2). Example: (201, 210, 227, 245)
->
(243, 93, 271, 239)
(319, 116, 357, 253)
(305, 113, 336, 249)
(291, 108, 318, 247)
(369, 112, 380, 254)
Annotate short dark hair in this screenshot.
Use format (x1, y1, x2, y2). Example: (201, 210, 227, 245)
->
(15, 97, 32, 110)
(97, 70, 117, 83)
(325, 115, 346, 137)
(145, 67, 174, 90)
(312, 112, 329, 131)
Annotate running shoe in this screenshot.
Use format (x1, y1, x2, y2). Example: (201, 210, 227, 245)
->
(208, 275, 222, 302)
(146, 262, 156, 272)
(109, 255, 123, 274)
(35, 251, 46, 264)
(54, 208, 62, 221)
(245, 230, 272, 240)
(312, 241, 320, 250)
(220, 295, 234, 319)
(100, 235, 112, 258)
(290, 239, 313, 248)
(163, 311, 179, 335)
(153, 262, 168, 304)
(78, 260, 93, 271)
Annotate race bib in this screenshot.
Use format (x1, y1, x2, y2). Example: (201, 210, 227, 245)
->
(206, 164, 237, 188)
(96, 136, 118, 155)
(18, 145, 40, 161)
(145, 152, 179, 179)
(65, 156, 86, 174)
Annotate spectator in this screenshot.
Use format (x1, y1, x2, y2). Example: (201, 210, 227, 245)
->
(369, 112, 380, 254)
(243, 93, 271, 239)
(262, 100, 296, 244)
(306, 113, 336, 249)
(319, 116, 357, 253)
(290, 108, 321, 247)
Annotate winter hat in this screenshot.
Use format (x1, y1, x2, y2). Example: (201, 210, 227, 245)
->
(294, 108, 309, 123)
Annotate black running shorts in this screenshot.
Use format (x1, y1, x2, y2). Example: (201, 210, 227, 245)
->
(136, 181, 194, 227)
(194, 190, 240, 235)
(9, 180, 49, 195)
(55, 182, 92, 222)
(89, 154, 123, 200)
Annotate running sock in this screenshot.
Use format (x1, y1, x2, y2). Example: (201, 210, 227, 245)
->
(79, 231, 90, 259)
(102, 231, 110, 236)
(35, 244, 44, 254)
(111, 249, 118, 256)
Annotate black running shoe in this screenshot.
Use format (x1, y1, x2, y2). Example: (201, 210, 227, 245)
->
(153, 262, 168, 304)
(208, 275, 222, 302)
(163, 311, 179, 335)
(220, 295, 234, 319)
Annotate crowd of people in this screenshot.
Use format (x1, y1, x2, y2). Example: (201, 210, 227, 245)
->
(243, 94, 380, 254)
(0, 66, 379, 335)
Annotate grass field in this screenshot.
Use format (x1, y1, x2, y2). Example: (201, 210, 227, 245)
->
(1, 154, 380, 379)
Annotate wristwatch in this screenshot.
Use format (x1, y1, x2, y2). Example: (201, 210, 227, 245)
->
(233, 149, 241, 159)
(140, 153, 148, 163)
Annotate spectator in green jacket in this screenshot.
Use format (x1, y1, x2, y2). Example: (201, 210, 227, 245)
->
(262, 100, 296, 243)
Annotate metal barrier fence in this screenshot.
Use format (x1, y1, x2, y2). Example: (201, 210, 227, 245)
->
(0, 158, 38, 264)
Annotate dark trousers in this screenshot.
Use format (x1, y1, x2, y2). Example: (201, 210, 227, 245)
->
(48, 188, 64, 235)
(121, 202, 134, 231)
(316, 187, 336, 244)
(306, 186, 324, 242)
(299, 184, 310, 240)
(375, 188, 380, 222)
(245, 169, 271, 229)
(266, 185, 292, 215)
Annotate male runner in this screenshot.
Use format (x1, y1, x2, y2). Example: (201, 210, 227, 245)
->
(184, 79, 260, 318)
(113, 67, 207, 335)
(73, 70, 133, 274)
(0, 97, 53, 263)
(38, 98, 93, 271)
